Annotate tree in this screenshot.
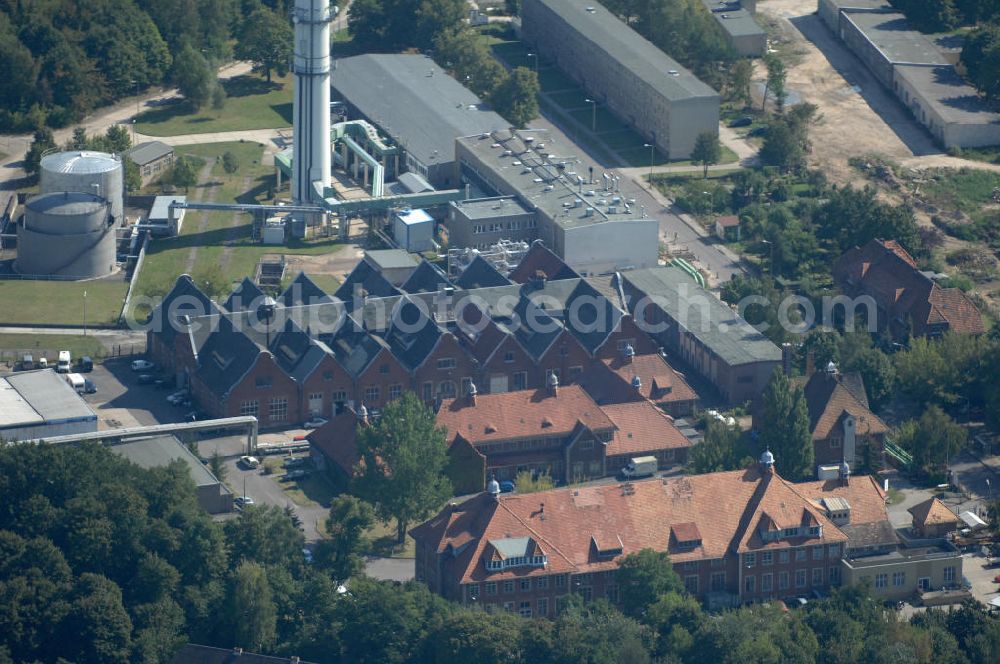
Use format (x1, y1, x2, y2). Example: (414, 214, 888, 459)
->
(688, 419, 749, 474)
(415, 0, 469, 48)
(352, 392, 453, 543)
(104, 125, 132, 153)
(729, 58, 754, 108)
(224, 504, 305, 569)
(59, 573, 133, 664)
(229, 560, 277, 652)
(491, 66, 540, 128)
(314, 495, 375, 582)
(172, 155, 199, 191)
(757, 370, 813, 481)
(812, 186, 922, 256)
(433, 28, 509, 99)
(763, 54, 787, 113)
(513, 470, 555, 493)
(839, 333, 896, 409)
(222, 151, 240, 176)
(172, 44, 215, 110)
(896, 405, 967, 474)
(615, 549, 684, 619)
(208, 450, 227, 484)
(691, 132, 721, 178)
(235, 8, 293, 83)
(759, 120, 804, 171)
(961, 24, 1000, 105)
(124, 157, 142, 193)
(891, 0, 960, 32)
(24, 128, 55, 176)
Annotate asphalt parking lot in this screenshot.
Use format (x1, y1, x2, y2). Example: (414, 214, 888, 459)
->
(81, 357, 192, 428)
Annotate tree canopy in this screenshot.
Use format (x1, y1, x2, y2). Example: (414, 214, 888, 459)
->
(757, 370, 814, 481)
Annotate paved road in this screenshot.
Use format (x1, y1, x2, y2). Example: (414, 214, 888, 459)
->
(365, 557, 415, 582)
(0, 325, 146, 343)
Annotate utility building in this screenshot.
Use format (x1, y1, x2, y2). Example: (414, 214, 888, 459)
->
(0, 370, 98, 441)
(521, 0, 720, 159)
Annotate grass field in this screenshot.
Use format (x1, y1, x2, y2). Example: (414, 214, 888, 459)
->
(0, 279, 127, 326)
(135, 74, 293, 137)
(918, 168, 1000, 215)
(0, 334, 108, 364)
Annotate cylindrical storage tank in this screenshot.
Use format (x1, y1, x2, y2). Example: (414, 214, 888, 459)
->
(39, 151, 124, 226)
(16, 192, 117, 279)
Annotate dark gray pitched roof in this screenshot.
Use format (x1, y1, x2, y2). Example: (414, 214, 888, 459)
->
(153, 275, 221, 349)
(281, 271, 334, 307)
(224, 277, 265, 312)
(269, 318, 328, 383)
(400, 260, 453, 294)
(334, 260, 400, 301)
(382, 296, 444, 371)
(560, 279, 622, 355)
(127, 140, 173, 166)
(455, 255, 512, 290)
(318, 316, 391, 378)
(508, 240, 580, 283)
(191, 314, 263, 399)
(507, 294, 564, 361)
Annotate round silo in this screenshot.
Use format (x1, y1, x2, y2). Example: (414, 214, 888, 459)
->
(16, 192, 117, 279)
(40, 151, 125, 225)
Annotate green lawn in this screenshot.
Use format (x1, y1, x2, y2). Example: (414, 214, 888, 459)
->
(0, 334, 109, 366)
(135, 74, 293, 137)
(0, 279, 127, 326)
(955, 145, 1000, 165)
(919, 168, 1000, 215)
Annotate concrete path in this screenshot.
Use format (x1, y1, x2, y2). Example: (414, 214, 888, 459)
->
(146, 128, 287, 154)
(182, 161, 224, 274)
(0, 326, 146, 342)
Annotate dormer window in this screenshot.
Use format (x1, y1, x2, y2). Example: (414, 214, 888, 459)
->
(671, 522, 702, 550)
(592, 534, 624, 559)
(484, 537, 548, 572)
(783, 527, 798, 538)
(808, 526, 821, 537)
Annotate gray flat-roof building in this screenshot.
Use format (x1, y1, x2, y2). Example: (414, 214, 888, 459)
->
(447, 197, 536, 250)
(331, 54, 509, 188)
(619, 267, 781, 404)
(456, 129, 659, 274)
(110, 435, 233, 513)
(148, 195, 186, 236)
(0, 370, 98, 441)
(700, 0, 767, 56)
(521, 0, 720, 158)
(819, 0, 1000, 148)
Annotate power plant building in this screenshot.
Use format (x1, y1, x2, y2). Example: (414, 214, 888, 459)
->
(456, 129, 659, 275)
(16, 191, 117, 279)
(331, 54, 508, 189)
(520, 0, 720, 159)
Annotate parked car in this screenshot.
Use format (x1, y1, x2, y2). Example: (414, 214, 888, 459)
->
(284, 469, 310, 480)
(303, 417, 328, 429)
(729, 115, 753, 127)
(79, 356, 93, 372)
(239, 456, 260, 469)
(747, 125, 769, 137)
(500, 480, 516, 493)
(132, 360, 155, 371)
(166, 390, 189, 405)
(83, 379, 97, 394)
(283, 457, 308, 468)
(137, 374, 156, 385)
(234, 495, 255, 508)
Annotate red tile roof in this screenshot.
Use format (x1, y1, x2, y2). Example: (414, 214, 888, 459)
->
(307, 410, 361, 475)
(578, 353, 698, 408)
(908, 497, 959, 527)
(796, 475, 889, 526)
(438, 385, 614, 444)
(601, 401, 691, 457)
(717, 215, 740, 227)
(798, 370, 889, 441)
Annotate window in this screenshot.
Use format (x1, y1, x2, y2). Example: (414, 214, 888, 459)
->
(537, 576, 549, 590)
(874, 573, 887, 590)
(520, 579, 531, 592)
(519, 601, 532, 618)
(744, 575, 755, 594)
(269, 397, 288, 422)
(240, 400, 259, 417)
(779, 551, 790, 564)
(579, 587, 593, 602)
(422, 382, 433, 401)
(684, 575, 699, 594)
(504, 350, 515, 363)
(829, 566, 840, 584)
(332, 390, 347, 403)
(761, 552, 772, 566)
(827, 544, 841, 558)
(783, 528, 798, 538)
(554, 574, 566, 589)
(256, 376, 272, 389)
(779, 571, 789, 590)
(485, 582, 497, 596)
(744, 553, 756, 568)
(579, 439, 594, 451)
(796, 570, 807, 588)
(812, 568, 823, 586)
(379, 363, 389, 374)
(795, 549, 807, 562)
(503, 601, 515, 612)
(606, 585, 620, 603)
(812, 546, 824, 560)
(514, 371, 528, 390)
(323, 371, 334, 381)
(437, 357, 456, 370)
(364, 386, 380, 403)
(808, 526, 821, 537)
(892, 572, 905, 587)
(829, 437, 841, 449)
(711, 572, 726, 591)
(467, 584, 480, 600)
(503, 580, 515, 593)
(537, 598, 549, 616)
(761, 573, 773, 592)
(389, 384, 402, 400)
(569, 365, 583, 378)
(438, 381, 456, 398)
(944, 566, 956, 584)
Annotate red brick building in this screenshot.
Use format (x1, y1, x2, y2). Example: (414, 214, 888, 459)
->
(578, 347, 698, 416)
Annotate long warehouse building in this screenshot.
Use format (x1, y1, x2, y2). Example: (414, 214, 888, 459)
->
(521, 0, 720, 159)
(0, 370, 98, 441)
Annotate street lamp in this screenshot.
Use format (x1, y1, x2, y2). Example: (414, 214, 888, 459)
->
(526, 52, 538, 73)
(131, 80, 139, 118)
(83, 290, 87, 336)
(643, 143, 655, 188)
(761, 239, 774, 275)
(585, 98, 597, 132)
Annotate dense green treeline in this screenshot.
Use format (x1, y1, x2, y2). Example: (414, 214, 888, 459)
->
(2, 442, 1000, 663)
(0, 0, 290, 131)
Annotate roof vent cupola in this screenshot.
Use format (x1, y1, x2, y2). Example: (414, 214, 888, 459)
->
(487, 476, 501, 499)
(760, 448, 775, 474)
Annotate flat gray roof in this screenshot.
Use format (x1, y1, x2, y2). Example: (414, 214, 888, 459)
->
(825, 0, 889, 11)
(0, 370, 97, 428)
(451, 196, 533, 220)
(150, 195, 186, 221)
(331, 54, 508, 166)
(842, 10, 947, 65)
(622, 268, 782, 366)
(894, 64, 1000, 124)
(458, 129, 650, 229)
(128, 141, 174, 166)
(111, 435, 219, 487)
(700, 1, 766, 38)
(365, 249, 419, 270)
(531, 0, 717, 102)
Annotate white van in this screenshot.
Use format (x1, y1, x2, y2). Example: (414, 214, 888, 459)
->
(620, 455, 658, 480)
(57, 350, 71, 373)
(65, 373, 86, 393)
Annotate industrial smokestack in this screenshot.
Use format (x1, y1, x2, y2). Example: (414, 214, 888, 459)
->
(291, 0, 333, 203)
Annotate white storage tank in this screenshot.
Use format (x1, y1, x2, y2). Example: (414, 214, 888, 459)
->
(16, 191, 117, 279)
(40, 151, 125, 226)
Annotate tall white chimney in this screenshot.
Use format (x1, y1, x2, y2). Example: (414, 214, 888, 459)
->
(291, 0, 333, 203)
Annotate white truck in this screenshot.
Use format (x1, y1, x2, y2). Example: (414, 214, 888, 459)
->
(620, 455, 658, 480)
(65, 373, 86, 393)
(57, 350, 71, 373)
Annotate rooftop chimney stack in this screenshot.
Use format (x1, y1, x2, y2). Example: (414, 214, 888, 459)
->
(547, 371, 559, 397)
(291, 0, 333, 203)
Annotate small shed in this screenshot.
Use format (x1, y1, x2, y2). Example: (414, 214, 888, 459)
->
(715, 215, 741, 241)
(394, 208, 435, 252)
(908, 497, 959, 538)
